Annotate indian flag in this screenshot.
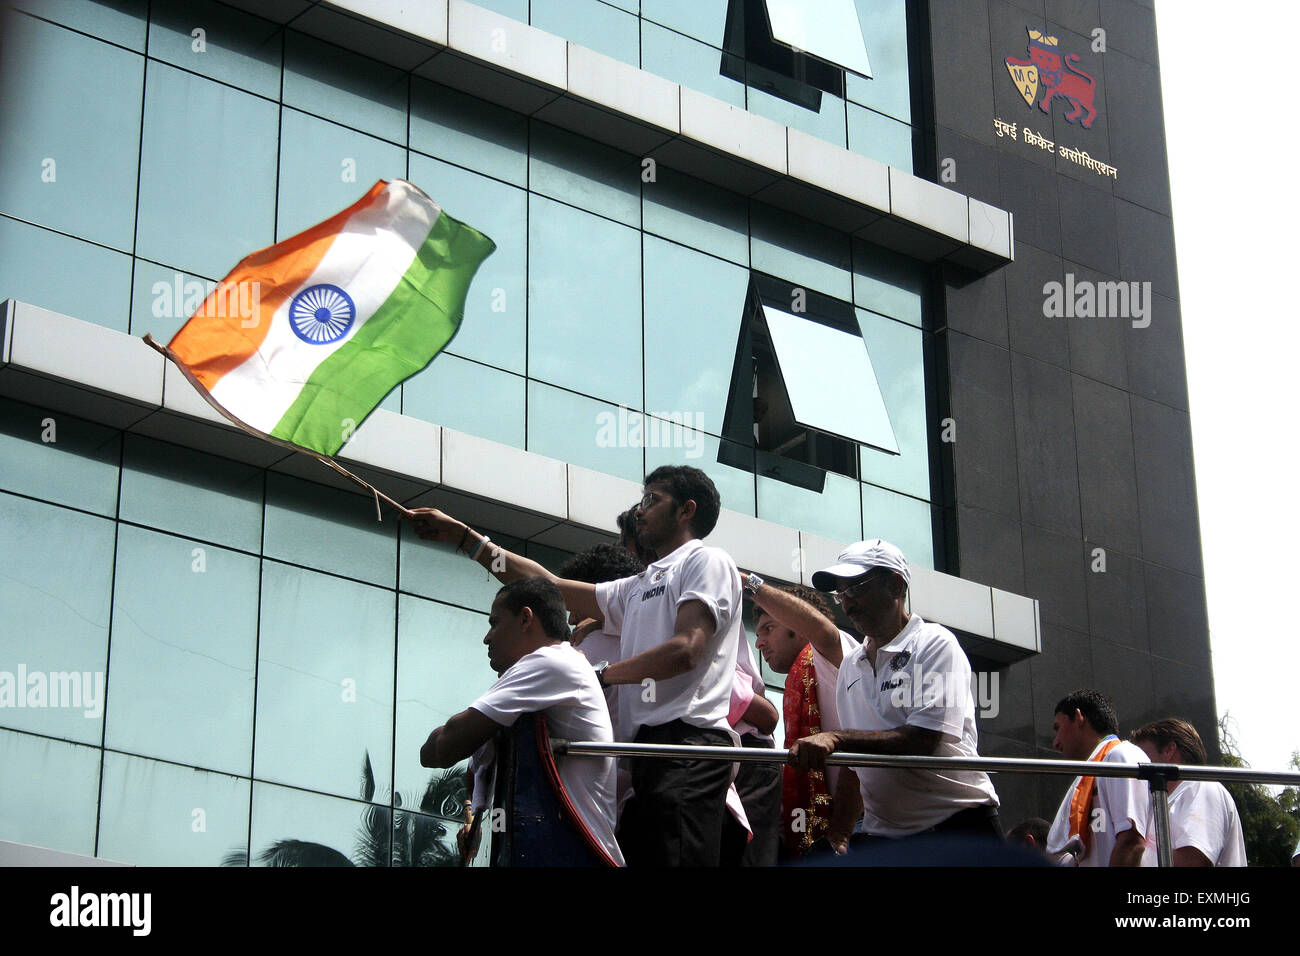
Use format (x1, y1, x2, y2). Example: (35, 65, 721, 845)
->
(152, 179, 495, 457)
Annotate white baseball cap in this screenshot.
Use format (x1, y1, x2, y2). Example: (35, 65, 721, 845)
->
(811, 539, 910, 591)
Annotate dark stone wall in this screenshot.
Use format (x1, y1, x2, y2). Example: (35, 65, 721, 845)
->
(924, 0, 1216, 826)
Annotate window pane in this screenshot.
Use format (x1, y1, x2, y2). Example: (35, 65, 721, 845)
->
(254, 562, 396, 801)
(763, 305, 898, 452)
(856, 309, 930, 500)
(846, 0, 911, 123)
(750, 204, 852, 301)
(120, 434, 263, 553)
(641, 19, 745, 107)
(402, 352, 525, 449)
(249, 782, 388, 867)
(0, 11, 143, 251)
(276, 108, 407, 241)
(0, 218, 132, 333)
(263, 472, 398, 588)
(847, 102, 913, 171)
(852, 239, 924, 328)
(136, 61, 278, 279)
(410, 79, 528, 188)
(408, 152, 528, 375)
(98, 753, 250, 866)
(129, 260, 215, 339)
(757, 468, 862, 543)
(106, 526, 259, 775)
(642, 165, 749, 265)
(642, 0, 731, 49)
(0, 730, 100, 857)
(283, 30, 407, 144)
(528, 196, 642, 409)
(0, 496, 113, 745)
(392, 808, 463, 867)
(529, 122, 641, 228)
(531, 0, 640, 67)
(0, 397, 120, 516)
(394, 596, 496, 807)
(643, 236, 749, 430)
(527, 381, 645, 483)
(148, 0, 281, 99)
(860, 482, 934, 569)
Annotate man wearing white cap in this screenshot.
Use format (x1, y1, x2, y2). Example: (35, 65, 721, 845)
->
(790, 539, 1001, 849)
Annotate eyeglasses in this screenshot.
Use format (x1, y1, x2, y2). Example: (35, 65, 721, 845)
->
(831, 570, 892, 606)
(638, 491, 674, 511)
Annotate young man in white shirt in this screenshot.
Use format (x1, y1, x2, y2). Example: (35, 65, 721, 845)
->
(790, 540, 1001, 850)
(1046, 688, 1154, 867)
(407, 465, 743, 866)
(419, 577, 624, 866)
(1130, 717, 1246, 866)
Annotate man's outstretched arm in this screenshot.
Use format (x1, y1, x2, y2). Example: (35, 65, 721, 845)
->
(744, 574, 844, 666)
(405, 507, 601, 620)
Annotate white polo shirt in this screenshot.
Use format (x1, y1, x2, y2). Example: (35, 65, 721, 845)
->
(1046, 738, 1155, 867)
(1164, 780, 1246, 866)
(595, 539, 741, 739)
(835, 614, 998, 836)
(812, 629, 860, 794)
(471, 642, 624, 866)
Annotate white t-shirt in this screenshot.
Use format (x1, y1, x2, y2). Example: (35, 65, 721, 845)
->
(1047, 738, 1155, 867)
(812, 629, 860, 794)
(595, 539, 742, 739)
(835, 614, 999, 836)
(471, 643, 624, 865)
(1164, 780, 1246, 867)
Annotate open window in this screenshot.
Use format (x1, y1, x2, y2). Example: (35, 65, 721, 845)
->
(721, 0, 873, 110)
(720, 276, 898, 493)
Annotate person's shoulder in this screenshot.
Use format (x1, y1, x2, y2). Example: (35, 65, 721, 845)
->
(838, 628, 861, 652)
(683, 541, 738, 570)
(1104, 740, 1150, 764)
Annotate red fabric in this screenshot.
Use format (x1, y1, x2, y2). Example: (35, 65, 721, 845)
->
(781, 644, 833, 855)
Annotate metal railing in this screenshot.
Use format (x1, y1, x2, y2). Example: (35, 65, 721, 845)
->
(553, 740, 1300, 866)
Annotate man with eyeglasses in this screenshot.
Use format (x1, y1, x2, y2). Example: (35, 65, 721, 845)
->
(789, 540, 1001, 851)
(406, 465, 742, 866)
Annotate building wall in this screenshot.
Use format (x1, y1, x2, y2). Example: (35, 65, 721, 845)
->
(927, 0, 1217, 822)
(0, 0, 956, 863)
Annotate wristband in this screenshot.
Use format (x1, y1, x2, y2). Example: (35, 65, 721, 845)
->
(470, 535, 492, 561)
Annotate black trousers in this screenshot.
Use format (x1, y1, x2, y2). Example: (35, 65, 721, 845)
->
(620, 720, 733, 867)
(721, 734, 782, 866)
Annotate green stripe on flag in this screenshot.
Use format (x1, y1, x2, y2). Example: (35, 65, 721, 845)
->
(270, 211, 495, 455)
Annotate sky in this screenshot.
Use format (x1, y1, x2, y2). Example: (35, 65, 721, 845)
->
(1156, 0, 1300, 774)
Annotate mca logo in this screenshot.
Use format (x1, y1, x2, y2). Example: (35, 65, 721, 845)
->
(1005, 28, 1099, 128)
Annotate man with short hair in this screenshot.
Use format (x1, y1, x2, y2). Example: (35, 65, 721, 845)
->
(790, 539, 1001, 848)
(749, 577, 861, 856)
(420, 577, 623, 865)
(1046, 688, 1153, 867)
(1130, 718, 1246, 866)
(408, 465, 743, 866)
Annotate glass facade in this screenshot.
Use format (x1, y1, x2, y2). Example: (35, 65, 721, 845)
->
(0, 0, 936, 865)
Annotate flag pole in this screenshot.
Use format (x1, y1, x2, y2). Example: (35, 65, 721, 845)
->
(143, 334, 413, 519)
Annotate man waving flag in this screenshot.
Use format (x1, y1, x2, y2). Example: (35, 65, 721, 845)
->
(146, 179, 494, 464)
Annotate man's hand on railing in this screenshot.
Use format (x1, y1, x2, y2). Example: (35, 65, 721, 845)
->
(789, 732, 840, 771)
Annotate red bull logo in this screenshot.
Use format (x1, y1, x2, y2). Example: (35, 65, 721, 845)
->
(1005, 27, 1099, 128)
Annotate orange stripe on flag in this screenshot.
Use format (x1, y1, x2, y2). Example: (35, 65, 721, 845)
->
(168, 181, 388, 391)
